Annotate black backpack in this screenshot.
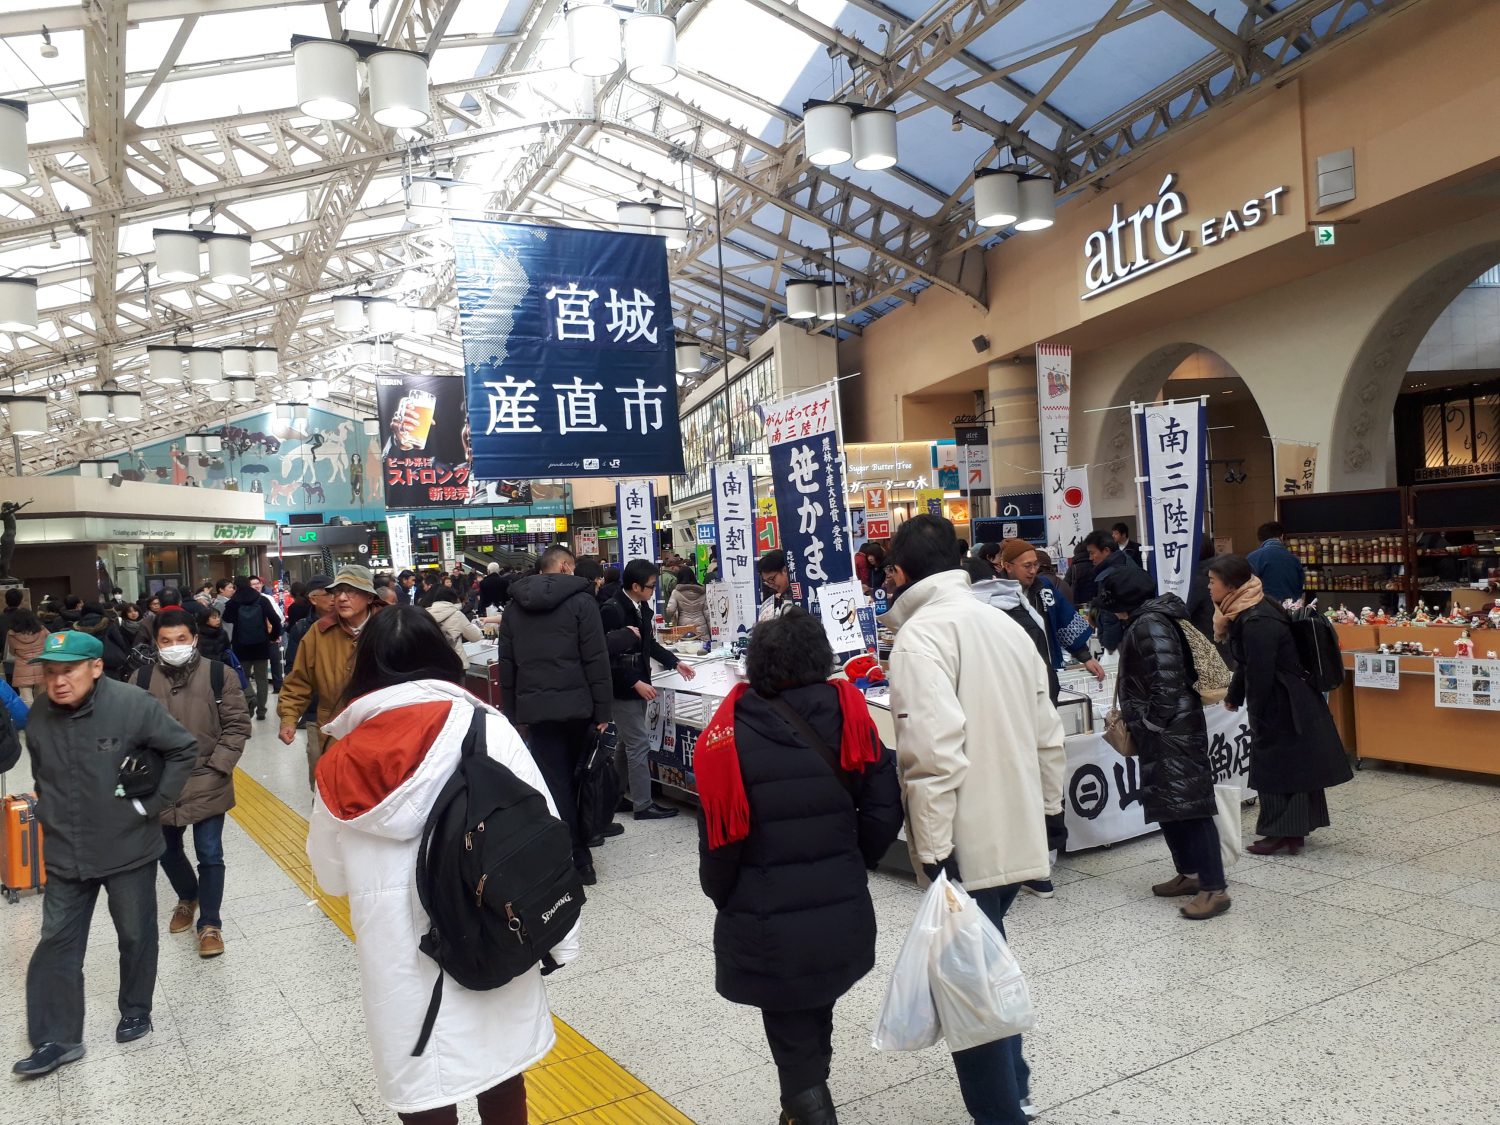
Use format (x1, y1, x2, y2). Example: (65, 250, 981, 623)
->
(1286, 605, 1345, 692)
(411, 707, 583, 1056)
(136, 659, 225, 703)
(234, 599, 265, 644)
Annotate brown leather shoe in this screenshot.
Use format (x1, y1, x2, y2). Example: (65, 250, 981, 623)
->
(169, 900, 197, 935)
(1180, 890, 1232, 920)
(1152, 873, 1201, 898)
(198, 926, 225, 958)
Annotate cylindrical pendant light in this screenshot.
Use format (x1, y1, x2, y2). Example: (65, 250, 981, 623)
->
(675, 342, 701, 373)
(0, 99, 28, 189)
(5, 396, 47, 436)
(409, 307, 439, 335)
(785, 279, 819, 319)
(204, 433, 223, 454)
(851, 107, 898, 171)
(1014, 175, 1056, 231)
(153, 230, 201, 282)
(567, 2, 622, 77)
(288, 379, 311, 402)
(293, 38, 360, 121)
(362, 417, 380, 437)
(206, 234, 253, 284)
(333, 296, 367, 334)
(803, 101, 853, 167)
(187, 348, 222, 385)
(815, 281, 847, 321)
(184, 434, 205, 454)
(624, 13, 677, 85)
(207, 380, 232, 402)
(78, 391, 110, 423)
(111, 391, 142, 422)
(616, 201, 655, 237)
(251, 347, 279, 375)
(653, 205, 689, 250)
(309, 378, 330, 400)
(973, 170, 1019, 228)
(372, 339, 395, 364)
(348, 339, 374, 364)
(221, 347, 252, 375)
(148, 346, 184, 384)
(229, 376, 258, 403)
(0, 276, 38, 331)
(365, 297, 401, 335)
(368, 48, 431, 129)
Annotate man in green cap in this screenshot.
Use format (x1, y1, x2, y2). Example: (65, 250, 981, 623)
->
(278, 564, 382, 786)
(15, 629, 198, 1079)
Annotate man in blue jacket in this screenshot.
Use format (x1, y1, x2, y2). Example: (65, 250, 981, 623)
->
(1247, 521, 1306, 604)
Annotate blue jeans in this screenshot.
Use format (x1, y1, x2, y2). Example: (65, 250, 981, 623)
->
(159, 814, 226, 929)
(950, 882, 1031, 1125)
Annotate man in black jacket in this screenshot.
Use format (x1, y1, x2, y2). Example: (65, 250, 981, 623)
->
(478, 561, 509, 612)
(498, 546, 613, 884)
(15, 630, 198, 1078)
(226, 576, 283, 721)
(600, 559, 695, 820)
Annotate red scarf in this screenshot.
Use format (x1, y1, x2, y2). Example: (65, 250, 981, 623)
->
(697, 680, 882, 849)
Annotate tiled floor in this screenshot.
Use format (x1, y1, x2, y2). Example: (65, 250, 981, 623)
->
(3, 718, 1500, 1124)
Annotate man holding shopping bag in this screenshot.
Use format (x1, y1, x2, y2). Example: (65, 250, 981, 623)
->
(883, 516, 1067, 1124)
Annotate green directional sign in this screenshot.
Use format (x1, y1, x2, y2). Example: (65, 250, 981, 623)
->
(1314, 224, 1336, 247)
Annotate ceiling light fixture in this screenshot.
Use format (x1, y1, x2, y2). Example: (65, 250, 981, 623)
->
(0, 99, 29, 188)
(291, 35, 432, 127)
(1013, 174, 1056, 231)
(0, 276, 38, 331)
(652, 204, 689, 250)
(803, 100, 854, 167)
(292, 37, 361, 120)
(973, 169, 1019, 228)
(228, 376, 259, 403)
(567, 2, 622, 77)
(206, 233, 253, 285)
(616, 200, 655, 237)
(2, 396, 47, 436)
(153, 228, 257, 285)
(624, 10, 677, 85)
(675, 341, 701, 374)
(785, 279, 819, 320)
(851, 107, 898, 171)
(815, 280, 848, 322)
(367, 48, 431, 128)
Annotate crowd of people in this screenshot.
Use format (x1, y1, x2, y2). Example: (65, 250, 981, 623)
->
(0, 512, 1348, 1125)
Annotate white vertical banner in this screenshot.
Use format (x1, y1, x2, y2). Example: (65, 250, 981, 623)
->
(711, 462, 758, 645)
(1135, 399, 1208, 604)
(1036, 343, 1091, 567)
(440, 530, 456, 567)
(575, 528, 599, 557)
(616, 479, 657, 566)
(387, 513, 414, 571)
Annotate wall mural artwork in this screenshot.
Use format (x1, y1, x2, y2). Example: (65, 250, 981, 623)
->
(96, 406, 387, 524)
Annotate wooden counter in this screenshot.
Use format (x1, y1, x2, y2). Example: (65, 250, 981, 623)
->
(1349, 653, 1500, 776)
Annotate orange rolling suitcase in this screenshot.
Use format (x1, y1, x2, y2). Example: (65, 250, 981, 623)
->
(0, 793, 45, 903)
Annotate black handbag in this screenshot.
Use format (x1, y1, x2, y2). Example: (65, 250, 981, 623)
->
(114, 752, 160, 800)
(575, 729, 622, 841)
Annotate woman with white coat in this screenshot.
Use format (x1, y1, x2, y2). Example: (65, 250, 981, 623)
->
(423, 586, 484, 659)
(307, 606, 579, 1125)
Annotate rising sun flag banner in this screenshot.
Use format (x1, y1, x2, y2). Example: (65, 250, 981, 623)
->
(453, 220, 685, 480)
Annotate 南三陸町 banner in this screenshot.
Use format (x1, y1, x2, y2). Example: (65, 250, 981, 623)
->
(452, 219, 685, 479)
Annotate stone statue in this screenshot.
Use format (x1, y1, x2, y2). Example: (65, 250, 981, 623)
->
(0, 498, 33, 581)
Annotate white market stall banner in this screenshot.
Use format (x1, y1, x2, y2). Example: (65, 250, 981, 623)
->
(1134, 398, 1207, 604)
(1063, 703, 1254, 851)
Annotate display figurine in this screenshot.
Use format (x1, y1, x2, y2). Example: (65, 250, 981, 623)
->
(1378, 643, 1391, 655)
(1488, 607, 1500, 630)
(1372, 608, 1390, 625)
(1359, 606, 1375, 624)
(1413, 601, 1431, 625)
(1489, 651, 1499, 661)
(1455, 630, 1475, 659)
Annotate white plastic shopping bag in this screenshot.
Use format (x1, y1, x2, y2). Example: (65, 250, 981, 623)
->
(870, 874, 946, 1052)
(926, 875, 1035, 1051)
(1214, 783, 1244, 869)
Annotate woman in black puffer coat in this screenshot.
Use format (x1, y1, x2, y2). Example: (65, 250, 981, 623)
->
(698, 610, 902, 1125)
(1103, 567, 1230, 921)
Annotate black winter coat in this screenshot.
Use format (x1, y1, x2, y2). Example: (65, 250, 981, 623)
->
(599, 590, 678, 700)
(1117, 595, 1216, 824)
(496, 574, 613, 725)
(478, 572, 509, 611)
(72, 608, 130, 675)
(226, 588, 282, 661)
(698, 684, 903, 1010)
(1226, 600, 1352, 794)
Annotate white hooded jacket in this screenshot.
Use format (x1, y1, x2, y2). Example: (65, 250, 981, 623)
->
(307, 680, 580, 1113)
(884, 569, 1066, 891)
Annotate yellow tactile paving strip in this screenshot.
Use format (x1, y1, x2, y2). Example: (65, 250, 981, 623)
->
(229, 768, 694, 1124)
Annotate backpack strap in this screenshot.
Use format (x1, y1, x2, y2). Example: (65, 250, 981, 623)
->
(410, 705, 490, 1058)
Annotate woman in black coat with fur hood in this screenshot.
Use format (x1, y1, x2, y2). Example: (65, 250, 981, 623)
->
(696, 610, 902, 1125)
(1104, 567, 1230, 921)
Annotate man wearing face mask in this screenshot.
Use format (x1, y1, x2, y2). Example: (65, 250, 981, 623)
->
(277, 565, 382, 786)
(15, 630, 198, 1078)
(135, 609, 251, 959)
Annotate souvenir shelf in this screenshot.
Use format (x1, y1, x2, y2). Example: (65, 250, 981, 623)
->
(1278, 488, 1409, 611)
(1408, 480, 1500, 610)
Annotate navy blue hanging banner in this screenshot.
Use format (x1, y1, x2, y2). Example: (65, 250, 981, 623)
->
(764, 387, 856, 607)
(453, 219, 685, 479)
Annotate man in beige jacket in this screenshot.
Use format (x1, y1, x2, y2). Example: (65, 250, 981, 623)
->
(883, 514, 1065, 1125)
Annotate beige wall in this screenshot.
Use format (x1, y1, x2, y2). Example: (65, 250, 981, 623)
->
(10, 475, 268, 521)
(845, 0, 1500, 503)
